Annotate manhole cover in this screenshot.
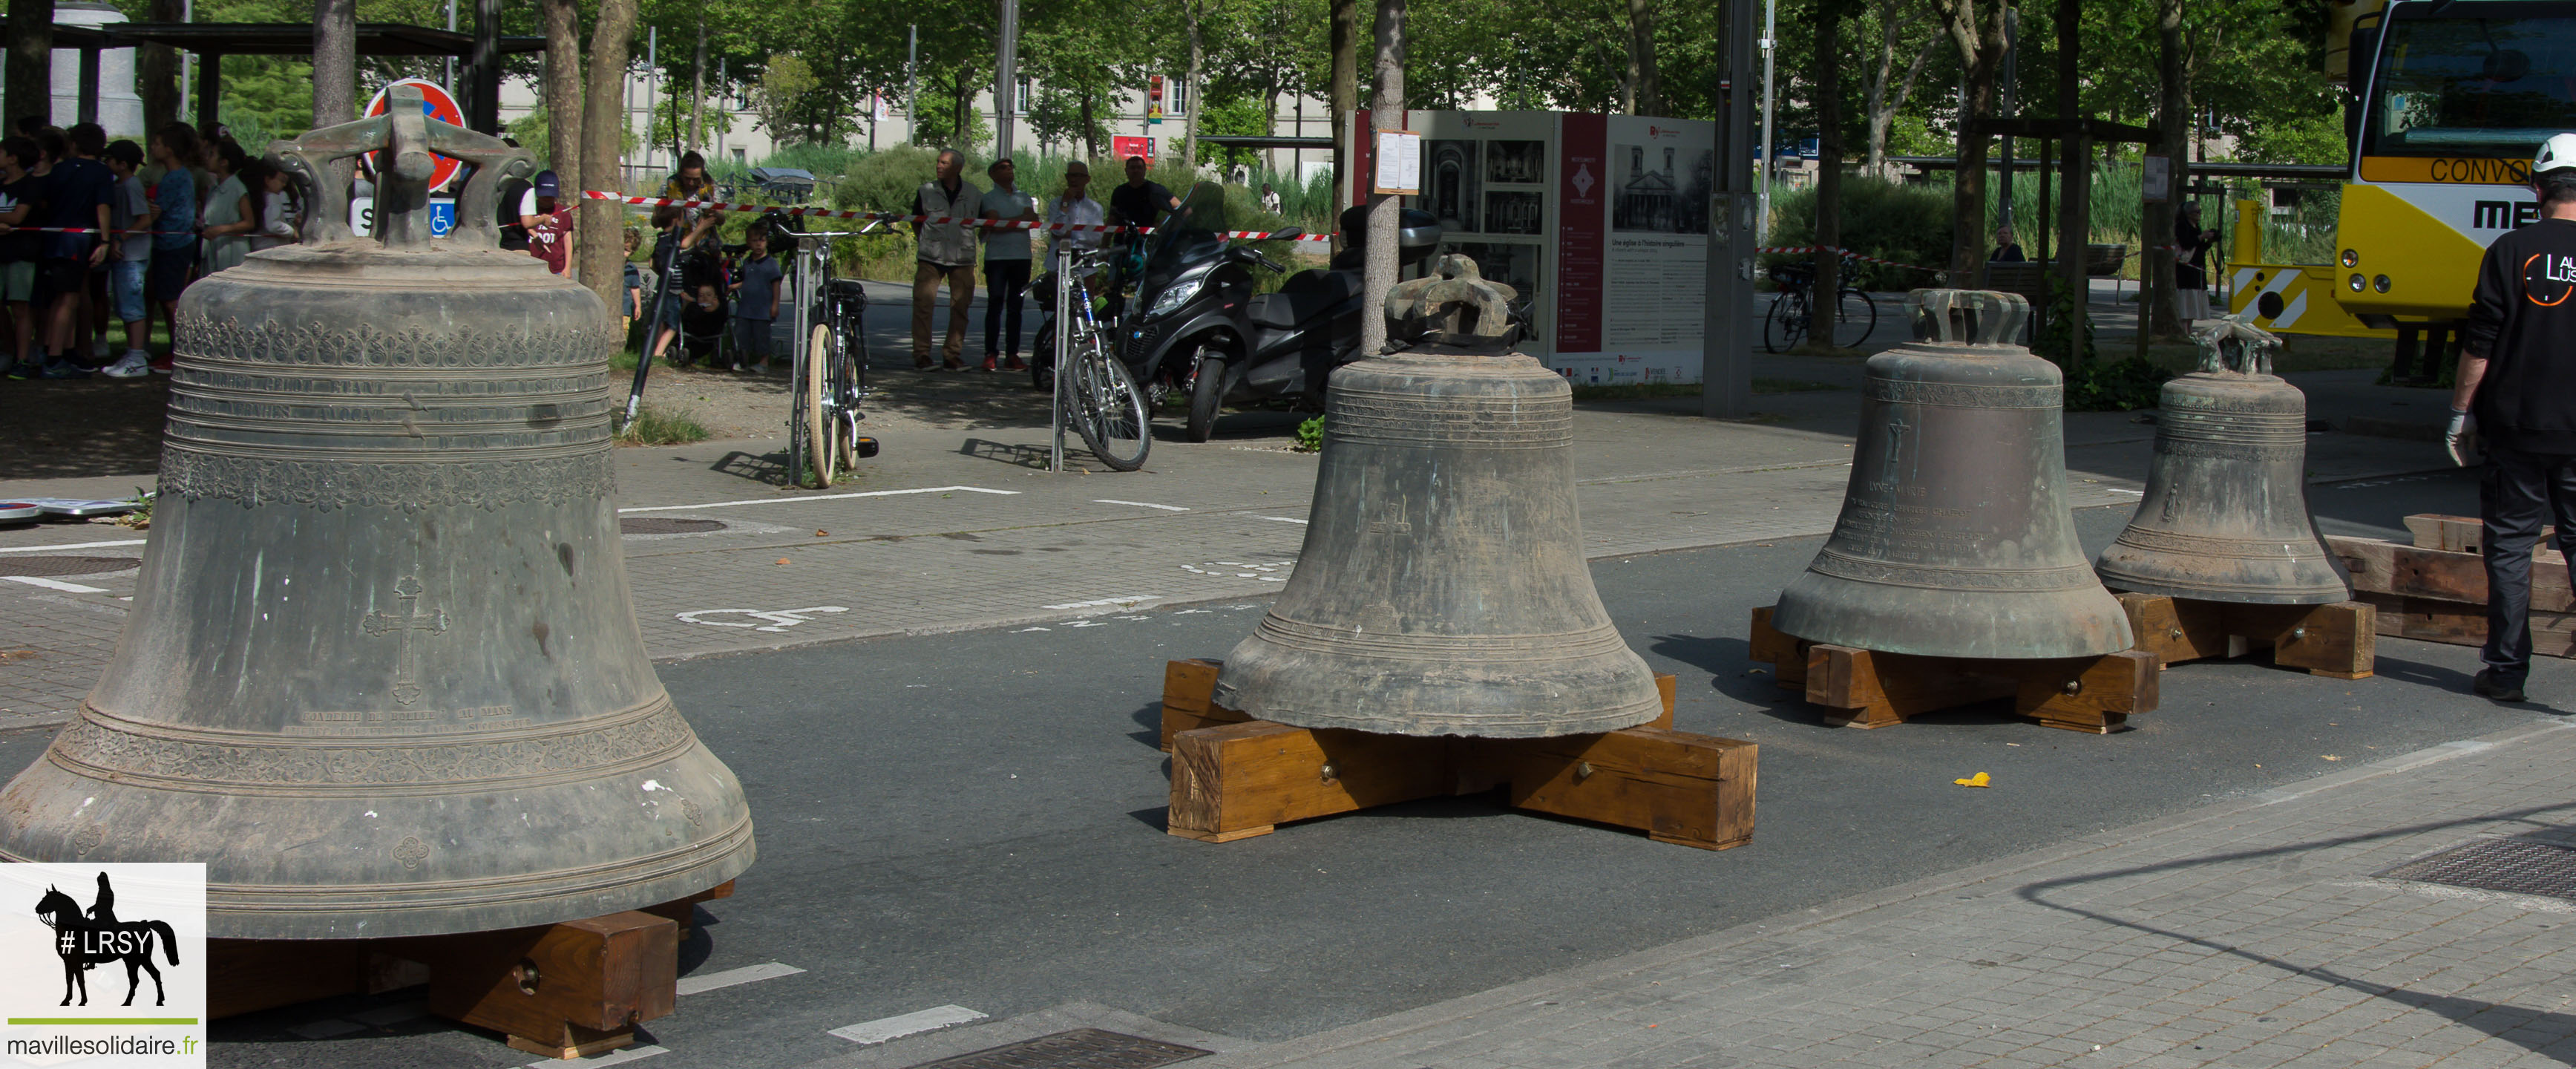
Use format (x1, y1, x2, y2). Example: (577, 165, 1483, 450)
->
(620, 517, 725, 535)
(2379, 837, 2576, 899)
(0, 556, 140, 578)
(903, 1029, 1208, 1069)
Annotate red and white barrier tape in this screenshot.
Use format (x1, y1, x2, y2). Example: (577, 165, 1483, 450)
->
(583, 191, 1335, 242)
(1757, 245, 1947, 274)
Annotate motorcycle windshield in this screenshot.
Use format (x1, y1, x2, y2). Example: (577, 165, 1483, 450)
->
(1139, 181, 1230, 295)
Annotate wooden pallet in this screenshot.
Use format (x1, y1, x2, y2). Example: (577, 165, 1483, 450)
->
(1158, 660, 1757, 851)
(2115, 592, 2374, 678)
(2328, 514, 2576, 658)
(1748, 607, 2159, 733)
(210, 881, 733, 1059)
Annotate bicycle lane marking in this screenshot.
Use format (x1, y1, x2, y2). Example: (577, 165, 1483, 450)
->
(620, 486, 1019, 513)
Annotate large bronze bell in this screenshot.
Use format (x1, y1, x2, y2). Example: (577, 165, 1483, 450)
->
(0, 88, 754, 939)
(1771, 290, 2133, 658)
(2095, 317, 2347, 604)
(1214, 257, 1664, 737)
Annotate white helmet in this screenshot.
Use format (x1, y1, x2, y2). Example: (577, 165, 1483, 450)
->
(2538, 132, 2576, 176)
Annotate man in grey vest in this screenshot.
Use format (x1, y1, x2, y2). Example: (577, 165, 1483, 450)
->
(911, 149, 981, 370)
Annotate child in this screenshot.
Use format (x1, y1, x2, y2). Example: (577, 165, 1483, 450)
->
(144, 123, 200, 373)
(729, 224, 783, 373)
(97, 141, 154, 377)
(523, 170, 575, 274)
(678, 281, 728, 364)
(0, 136, 37, 375)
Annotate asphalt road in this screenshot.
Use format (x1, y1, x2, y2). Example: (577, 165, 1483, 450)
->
(0, 470, 2550, 1068)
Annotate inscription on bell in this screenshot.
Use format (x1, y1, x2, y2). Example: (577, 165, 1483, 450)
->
(288, 704, 525, 736)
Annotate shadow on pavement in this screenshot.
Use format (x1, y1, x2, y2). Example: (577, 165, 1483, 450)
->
(0, 378, 170, 479)
(709, 449, 791, 487)
(960, 438, 1055, 470)
(2018, 802, 2576, 1065)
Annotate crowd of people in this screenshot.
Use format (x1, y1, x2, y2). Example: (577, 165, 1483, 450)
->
(0, 118, 589, 383)
(0, 117, 302, 379)
(903, 150, 1175, 372)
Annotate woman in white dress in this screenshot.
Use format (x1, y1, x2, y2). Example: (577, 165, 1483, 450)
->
(246, 161, 301, 251)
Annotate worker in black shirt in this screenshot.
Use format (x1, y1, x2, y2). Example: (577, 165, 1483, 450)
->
(1107, 155, 1178, 231)
(2449, 132, 2576, 702)
(1103, 156, 1179, 319)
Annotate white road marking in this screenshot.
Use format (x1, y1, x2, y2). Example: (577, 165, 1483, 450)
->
(523, 1045, 666, 1068)
(0, 538, 145, 554)
(4, 575, 108, 593)
(676, 961, 807, 996)
(1043, 595, 1164, 609)
(620, 486, 1017, 513)
(827, 1004, 988, 1045)
(2105, 488, 2143, 496)
(675, 606, 851, 632)
(1258, 516, 1309, 524)
(1092, 499, 1190, 511)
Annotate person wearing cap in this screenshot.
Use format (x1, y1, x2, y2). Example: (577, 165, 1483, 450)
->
(2448, 132, 2576, 704)
(523, 170, 577, 275)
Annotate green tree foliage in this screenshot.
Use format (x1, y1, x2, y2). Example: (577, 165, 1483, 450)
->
(1194, 95, 1269, 169)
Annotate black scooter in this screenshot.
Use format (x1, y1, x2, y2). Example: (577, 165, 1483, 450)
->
(1176, 203, 1441, 441)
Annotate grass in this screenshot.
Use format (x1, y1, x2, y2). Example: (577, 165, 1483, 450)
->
(615, 405, 712, 445)
(1570, 378, 1845, 402)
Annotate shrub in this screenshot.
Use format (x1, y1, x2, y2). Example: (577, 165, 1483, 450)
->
(1294, 414, 1325, 452)
(616, 405, 712, 445)
(1760, 176, 1955, 291)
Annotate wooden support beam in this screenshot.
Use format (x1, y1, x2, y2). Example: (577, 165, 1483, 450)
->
(2117, 592, 2376, 679)
(1160, 660, 1675, 751)
(1159, 661, 1750, 849)
(410, 911, 677, 1060)
(1756, 609, 2157, 733)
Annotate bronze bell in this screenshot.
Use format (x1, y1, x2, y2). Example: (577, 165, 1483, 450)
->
(1214, 256, 1664, 737)
(1771, 290, 2133, 659)
(2095, 317, 2348, 604)
(0, 87, 754, 939)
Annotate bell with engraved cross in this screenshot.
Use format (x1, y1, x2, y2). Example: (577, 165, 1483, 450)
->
(1769, 290, 2134, 658)
(1213, 255, 1665, 737)
(2094, 316, 2348, 604)
(0, 86, 754, 939)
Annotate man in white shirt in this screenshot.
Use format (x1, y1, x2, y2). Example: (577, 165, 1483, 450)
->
(977, 158, 1038, 372)
(1047, 160, 1108, 281)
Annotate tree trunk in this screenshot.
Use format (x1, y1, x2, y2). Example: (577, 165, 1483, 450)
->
(689, 13, 705, 151)
(6, 0, 52, 131)
(1359, 0, 1405, 359)
(1864, 0, 1931, 176)
(579, 0, 640, 312)
(542, 0, 583, 180)
(2055, 0, 2089, 364)
(313, 0, 356, 128)
(1625, 0, 1660, 116)
(1329, 0, 1358, 235)
(2148, 0, 2186, 339)
(140, 0, 183, 134)
(1938, 0, 2004, 283)
(1184, 0, 1204, 172)
(1807, 0, 1844, 349)
(1080, 90, 1098, 158)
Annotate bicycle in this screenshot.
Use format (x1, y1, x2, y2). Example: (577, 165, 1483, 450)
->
(1764, 261, 1879, 353)
(784, 225, 884, 488)
(1050, 246, 1151, 471)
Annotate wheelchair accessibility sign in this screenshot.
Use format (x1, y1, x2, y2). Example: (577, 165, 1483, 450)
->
(0, 862, 207, 1067)
(348, 197, 459, 238)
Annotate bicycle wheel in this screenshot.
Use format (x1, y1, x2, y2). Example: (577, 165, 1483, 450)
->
(804, 324, 837, 488)
(1763, 292, 1808, 353)
(1829, 288, 1878, 349)
(1072, 347, 1152, 471)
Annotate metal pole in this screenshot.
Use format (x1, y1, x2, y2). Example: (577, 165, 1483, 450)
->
(1996, 7, 2017, 228)
(1756, 0, 1777, 240)
(445, 0, 455, 90)
(1051, 265, 1068, 471)
(183, 0, 194, 119)
(994, 0, 1020, 160)
(906, 26, 918, 146)
(1703, 0, 1760, 418)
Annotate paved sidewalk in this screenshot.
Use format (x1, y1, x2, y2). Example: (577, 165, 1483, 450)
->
(1183, 717, 2576, 1069)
